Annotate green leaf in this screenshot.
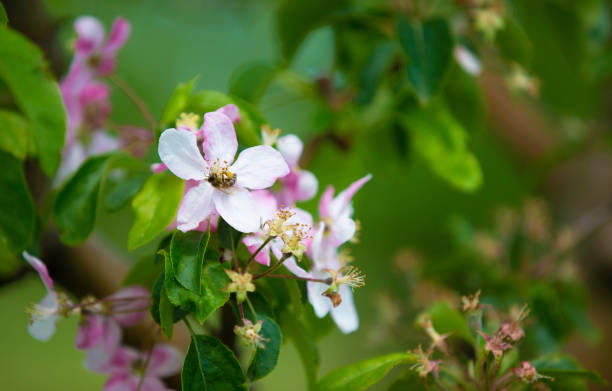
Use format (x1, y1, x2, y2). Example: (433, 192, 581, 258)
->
(533, 355, 607, 385)
(420, 301, 473, 343)
(0, 109, 28, 159)
(162, 250, 230, 323)
(228, 62, 278, 104)
(402, 103, 482, 192)
(170, 230, 209, 292)
(159, 76, 199, 127)
(277, 0, 348, 61)
(357, 41, 398, 105)
(182, 335, 248, 391)
(397, 17, 453, 103)
(247, 315, 282, 382)
(0, 151, 35, 254)
(280, 310, 319, 389)
(159, 284, 175, 338)
(495, 18, 532, 66)
(387, 370, 427, 391)
(0, 3, 7, 26)
(104, 174, 148, 213)
(217, 218, 242, 251)
(123, 254, 164, 288)
(0, 26, 66, 176)
(127, 171, 184, 250)
(53, 154, 113, 245)
(315, 353, 416, 391)
(186, 90, 260, 147)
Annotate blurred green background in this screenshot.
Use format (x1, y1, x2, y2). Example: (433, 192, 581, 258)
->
(1, 0, 579, 389)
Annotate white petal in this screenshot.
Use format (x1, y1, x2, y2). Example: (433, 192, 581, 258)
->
(295, 169, 318, 202)
(283, 257, 311, 279)
(148, 344, 182, 377)
(177, 181, 215, 232)
(307, 279, 331, 318)
(330, 285, 359, 334)
(85, 319, 122, 373)
(89, 131, 120, 155)
(201, 111, 237, 164)
(328, 174, 371, 220)
(332, 215, 356, 246)
(213, 187, 261, 233)
(54, 142, 86, 187)
(454, 45, 482, 76)
(276, 134, 303, 168)
(74, 16, 105, 48)
(158, 128, 207, 180)
(231, 146, 289, 189)
(28, 313, 59, 342)
(250, 190, 278, 221)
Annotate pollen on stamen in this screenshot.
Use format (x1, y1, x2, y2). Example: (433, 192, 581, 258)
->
(338, 265, 366, 290)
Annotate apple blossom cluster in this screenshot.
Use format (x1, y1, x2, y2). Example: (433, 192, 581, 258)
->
(157, 105, 371, 335)
(23, 252, 181, 390)
(409, 291, 553, 390)
(57, 16, 152, 185)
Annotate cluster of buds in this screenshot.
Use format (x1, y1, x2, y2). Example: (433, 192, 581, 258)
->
(263, 208, 311, 259)
(407, 292, 553, 390)
(471, 0, 506, 41)
(506, 63, 541, 97)
(234, 319, 268, 349)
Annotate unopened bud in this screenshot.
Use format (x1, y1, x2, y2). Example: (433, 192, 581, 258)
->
(261, 124, 281, 146)
(513, 361, 553, 384)
(234, 319, 267, 349)
(224, 270, 255, 303)
(461, 290, 482, 313)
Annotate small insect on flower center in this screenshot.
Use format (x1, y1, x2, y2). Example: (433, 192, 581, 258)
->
(208, 159, 237, 189)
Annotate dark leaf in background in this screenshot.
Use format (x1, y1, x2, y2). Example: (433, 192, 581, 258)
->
(247, 315, 282, 382)
(0, 27, 65, 176)
(397, 17, 453, 103)
(495, 18, 533, 67)
(170, 230, 209, 293)
(0, 109, 29, 160)
(229, 62, 278, 104)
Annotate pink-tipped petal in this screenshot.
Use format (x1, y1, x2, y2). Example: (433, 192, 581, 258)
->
(158, 128, 208, 181)
(276, 134, 303, 168)
(242, 236, 270, 266)
(147, 344, 182, 377)
(22, 252, 54, 291)
(318, 185, 334, 219)
(151, 163, 167, 173)
(102, 371, 132, 391)
(176, 181, 215, 232)
(330, 285, 359, 334)
(295, 170, 318, 202)
(230, 146, 289, 190)
(76, 315, 104, 349)
(213, 187, 261, 233)
(89, 131, 120, 155)
(74, 16, 105, 55)
(105, 17, 131, 53)
(54, 142, 86, 187)
(328, 174, 372, 219)
(86, 319, 122, 374)
(214, 104, 241, 123)
(251, 190, 278, 221)
(201, 111, 237, 164)
(108, 286, 150, 326)
(28, 293, 59, 342)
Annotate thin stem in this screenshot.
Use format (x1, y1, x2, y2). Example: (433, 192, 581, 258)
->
(244, 236, 275, 270)
(238, 301, 246, 321)
(108, 74, 156, 130)
(245, 296, 258, 322)
(184, 316, 196, 336)
(434, 378, 454, 391)
(137, 326, 159, 391)
(265, 273, 331, 284)
(253, 253, 291, 280)
(490, 371, 514, 391)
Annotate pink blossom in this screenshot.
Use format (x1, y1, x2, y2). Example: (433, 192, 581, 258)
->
(275, 134, 318, 206)
(22, 252, 63, 342)
(158, 111, 289, 233)
(318, 174, 372, 247)
(76, 286, 150, 350)
(71, 16, 131, 77)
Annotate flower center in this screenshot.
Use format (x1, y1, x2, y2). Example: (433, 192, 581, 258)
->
(208, 160, 236, 189)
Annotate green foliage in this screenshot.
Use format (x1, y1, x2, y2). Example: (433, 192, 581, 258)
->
(159, 284, 175, 338)
(53, 154, 113, 245)
(0, 26, 65, 176)
(533, 355, 608, 389)
(397, 18, 453, 103)
(387, 370, 427, 391)
(280, 311, 320, 389)
(0, 151, 35, 256)
(170, 230, 209, 292)
(0, 110, 29, 159)
(229, 62, 278, 104)
(162, 249, 230, 323)
(421, 301, 473, 343)
(127, 171, 184, 250)
(495, 18, 533, 66)
(247, 315, 282, 382)
(103, 174, 148, 213)
(0, 3, 7, 25)
(314, 353, 416, 391)
(182, 334, 248, 391)
(277, 0, 348, 62)
(402, 104, 482, 192)
(159, 76, 199, 127)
